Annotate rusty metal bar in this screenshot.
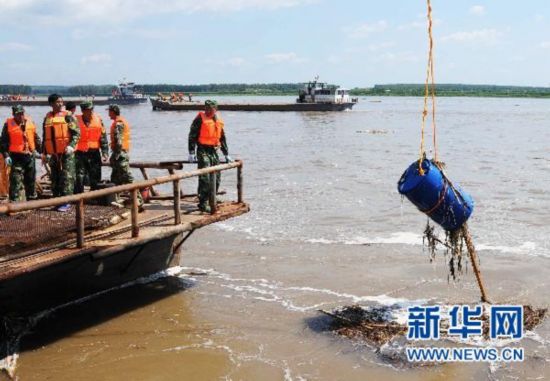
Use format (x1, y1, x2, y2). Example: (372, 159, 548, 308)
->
(131, 162, 183, 169)
(131, 189, 139, 238)
(101, 161, 183, 170)
(139, 167, 159, 196)
(237, 160, 243, 203)
(167, 168, 184, 198)
(209, 172, 217, 214)
(173, 180, 181, 225)
(461, 223, 490, 304)
(76, 199, 85, 248)
(0, 162, 241, 214)
(148, 190, 226, 201)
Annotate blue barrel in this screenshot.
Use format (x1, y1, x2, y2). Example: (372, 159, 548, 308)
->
(397, 159, 474, 231)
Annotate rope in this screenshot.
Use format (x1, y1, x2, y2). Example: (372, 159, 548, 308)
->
(418, 0, 438, 174)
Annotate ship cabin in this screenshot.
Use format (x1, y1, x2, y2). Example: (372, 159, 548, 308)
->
(297, 81, 353, 104)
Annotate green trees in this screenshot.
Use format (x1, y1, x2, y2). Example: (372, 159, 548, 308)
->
(350, 84, 550, 98)
(0, 85, 32, 95)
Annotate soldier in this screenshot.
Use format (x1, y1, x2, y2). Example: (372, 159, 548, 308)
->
(107, 105, 142, 207)
(42, 93, 80, 212)
(0, 105, 42, 202)
(74, 101, 108, 193)
(188, 100, 233, 213)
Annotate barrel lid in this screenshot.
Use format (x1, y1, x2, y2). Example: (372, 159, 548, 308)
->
(397, 159, 432, 194)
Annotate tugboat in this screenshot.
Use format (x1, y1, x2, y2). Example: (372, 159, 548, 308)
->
(296, 77, 358, 108)
(151, 78, 358, 111)
(0, 80, 148, 106)
(107, 80, 148, 105)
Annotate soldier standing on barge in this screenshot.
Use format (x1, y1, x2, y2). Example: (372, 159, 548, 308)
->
(74, 101, 108, 193)
(188, 100, 232, 213)
(107, 104, 142, 207)
(42, 94, 80, 212)
(0, 105, 41, 201)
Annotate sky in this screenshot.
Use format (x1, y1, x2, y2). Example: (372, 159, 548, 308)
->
(0, 0, 549, 87)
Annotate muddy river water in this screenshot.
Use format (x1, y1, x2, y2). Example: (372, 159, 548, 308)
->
(2, 96, 549, 380)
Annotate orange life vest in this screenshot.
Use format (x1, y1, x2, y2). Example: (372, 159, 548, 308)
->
(44, 111, 70, 154)
(110, 116, 130, 152)
(198, 112, 224, 146)
(6, 116, 36, 153)
(76, 113, 104, 151)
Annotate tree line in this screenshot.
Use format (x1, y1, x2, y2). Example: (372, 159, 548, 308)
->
(140, 83, 304, 95)
(350, 84, 550, 98)
(2, 83, 550, 98)
(1, 83, 305, 96)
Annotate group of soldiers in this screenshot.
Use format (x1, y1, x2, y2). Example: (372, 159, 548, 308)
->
(0, 96, 233, 214)
(0, 94, 137, 212)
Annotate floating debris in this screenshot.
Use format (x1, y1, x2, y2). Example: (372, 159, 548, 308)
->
(523, 305, 547, 331)
(356, 129, 391, 134)
(320, 305, 406, 346)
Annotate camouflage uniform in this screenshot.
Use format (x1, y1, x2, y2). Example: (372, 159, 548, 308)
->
(108, 106, 142, 205)
(188, 110, 229, 209)
(109, 120, 134, 185)
(75, 111, 108, 194)
(42, 112, 80, 197)
(110, 150, 133, 185)
(0, 113, 42, 201)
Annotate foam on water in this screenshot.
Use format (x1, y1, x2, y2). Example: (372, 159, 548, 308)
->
(217, 215, 550, 258)
(164, 339, 305, 380)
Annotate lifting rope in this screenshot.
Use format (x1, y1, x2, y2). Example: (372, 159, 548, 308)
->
(409, 0, 490, 303)
(418, 0, 438, 175)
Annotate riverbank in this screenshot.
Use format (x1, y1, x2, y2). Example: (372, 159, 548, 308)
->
(3, 83, 550, 99)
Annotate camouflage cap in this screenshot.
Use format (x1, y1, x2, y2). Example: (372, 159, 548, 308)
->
(107, 104, 120, 113)
(204, 99, 218, 108)
(80, 100, 94, 110)
(12, 104, 24, 114)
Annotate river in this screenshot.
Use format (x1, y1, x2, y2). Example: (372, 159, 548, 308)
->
(1, 96, 549, 380)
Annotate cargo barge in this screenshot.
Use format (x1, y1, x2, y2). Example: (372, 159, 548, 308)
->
(151, 79, 358, 112)
(0, 161, 248, 316)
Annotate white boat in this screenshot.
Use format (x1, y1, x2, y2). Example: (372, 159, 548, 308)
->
(297, 77, 358, 107)
(108, 80, 148, 105)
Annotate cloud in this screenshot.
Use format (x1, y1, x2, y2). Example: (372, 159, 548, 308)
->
(441, 29, 500, 44)
(0, 42, 32, 51)
(344, 20, 387, 39)
(265, 52, 306, 64)
(540, 41, 550, 49)
(397, 17, 441, 31)
(81, 53, 112, 64)
(397, 20, 424, 30)
(0, 0, 315, 25)
(469, 5, 485, 16)
(367, 41, 396, 52)
(226, 57, 247, 67)
(71, 26, 184, 40)
(0, 0, 36, 10)
(373, 51, 420, 64)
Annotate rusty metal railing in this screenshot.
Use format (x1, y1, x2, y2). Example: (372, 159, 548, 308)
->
(0, 160, 244, 249)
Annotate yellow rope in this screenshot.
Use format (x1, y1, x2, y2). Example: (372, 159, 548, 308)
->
(418, 0, 438, 174)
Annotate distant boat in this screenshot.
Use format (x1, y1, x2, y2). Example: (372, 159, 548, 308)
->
(0, 96, 111, 107)
(151, 79, 358, 112)
(0, 80, 147, 107)
(107, 80, 148, 105)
